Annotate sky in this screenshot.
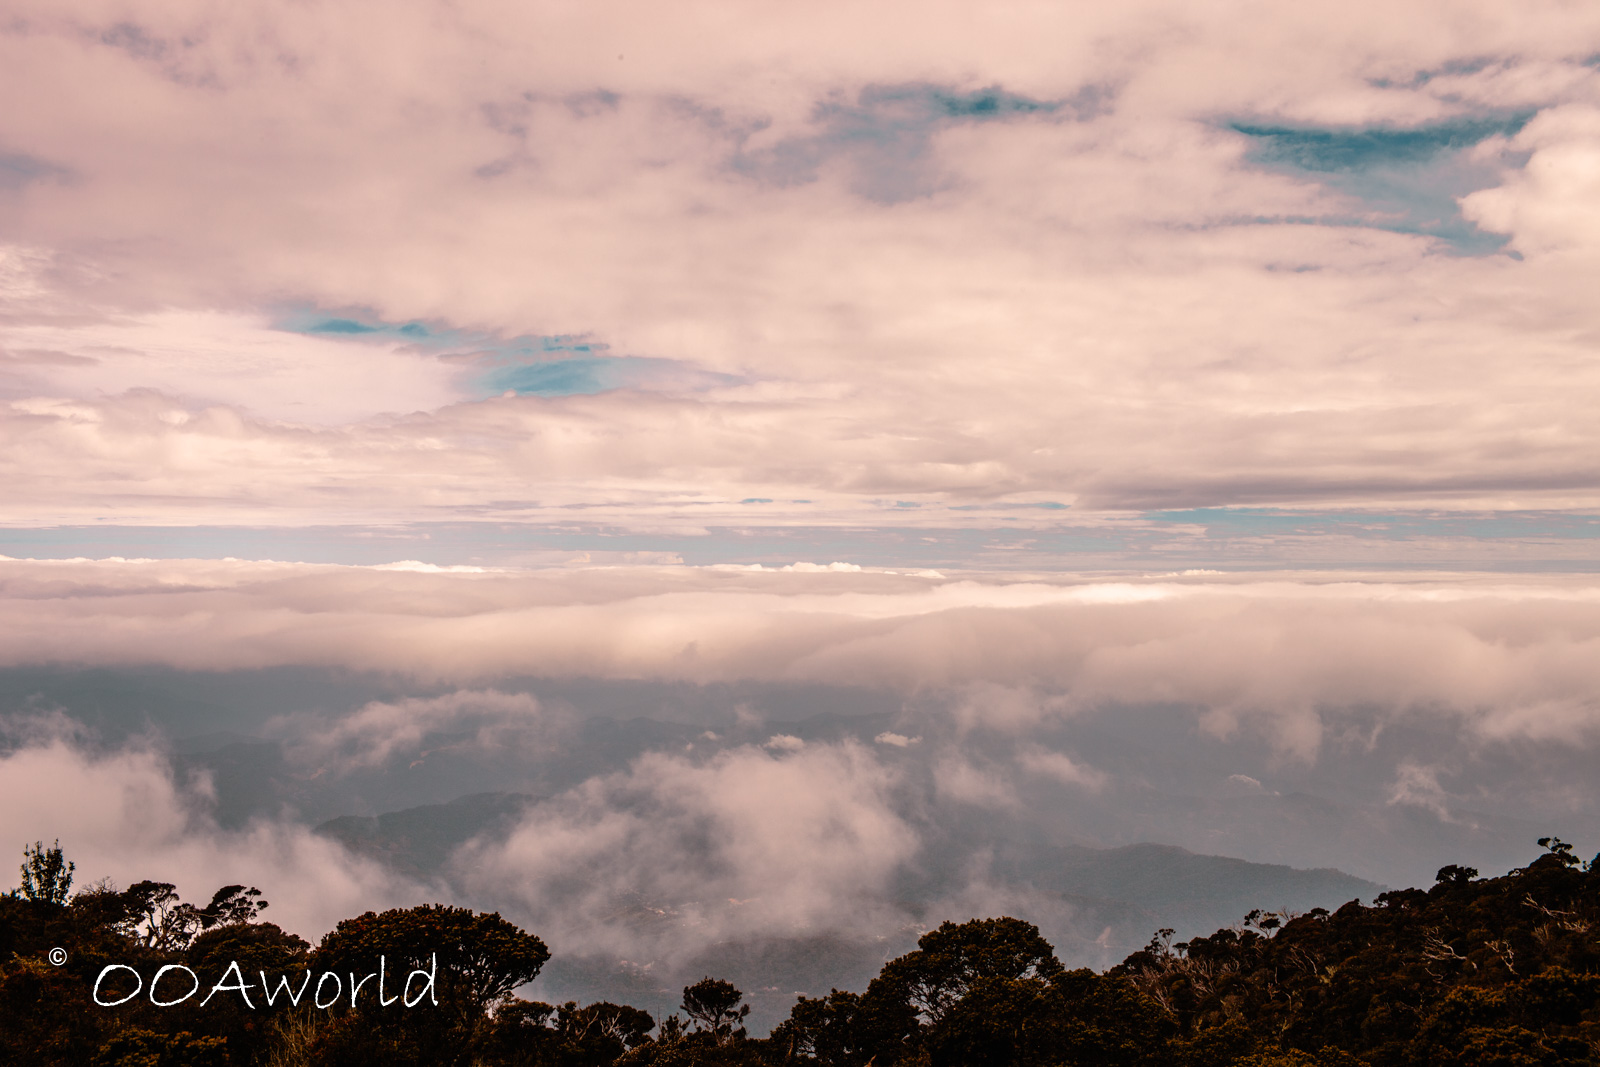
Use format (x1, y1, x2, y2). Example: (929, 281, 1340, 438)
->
(3, 0, 1600, 1021)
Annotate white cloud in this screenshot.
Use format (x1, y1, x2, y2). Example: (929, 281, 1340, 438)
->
(1387, 761, 1455, 822)
(271, 689, 553, 774)
(458, 740, 918, 960)
(0, 6, 1598, 525)
(1017, 746, 1108, 791)
(1462, 105, 1600, 257)
(874, 731, 918, 747)
(0, 734, 423, 938)
(6, 558, 1600, 753)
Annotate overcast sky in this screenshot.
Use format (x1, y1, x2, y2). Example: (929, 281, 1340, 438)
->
(2, 1, 1599, 566)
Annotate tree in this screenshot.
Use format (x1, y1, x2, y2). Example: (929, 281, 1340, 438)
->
(198, 884, 269, 928)
(312, 904, 551, 1067)
(317, 905, 549, 1019)
(182, 920, 312, 1059)
(681, 978, 749, 1044)
(119, 881, 202, 951)
(1536, 837, 1578, 867)
(561, 1000, 657, 1050)
(870, 917, 1064, 1026)
(16, 840, 74, 905)
(90, 1028, 227, 1067)
(772, 989, 871, 1066)
(925, 969, 1170, 1067)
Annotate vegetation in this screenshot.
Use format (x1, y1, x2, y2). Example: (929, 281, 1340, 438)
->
(2, 838, 1597, 1065)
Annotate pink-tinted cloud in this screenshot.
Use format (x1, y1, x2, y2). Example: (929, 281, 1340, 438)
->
(460, 740, 918, 960)
(2, 4, 1600, 526)
(4, 557, 1600, 752)
(0, 732, 427, 936)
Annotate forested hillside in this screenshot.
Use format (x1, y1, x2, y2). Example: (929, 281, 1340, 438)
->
(2, 839, 1595, 1066)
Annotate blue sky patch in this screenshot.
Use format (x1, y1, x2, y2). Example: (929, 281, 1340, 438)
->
(1142, 507, 1600, 542)
(478, 353, 741, 398)
(1230, 113, 1532, 252)
(1232, 115, 1528, 172)
(1368, 57, 1499, 90)
(276, 308, 739, 399)
(307, 318, 379, 334)
(947, 501, 1070, 511)
(735, 81, 1101, 203)
(8, 512, 1596, 571)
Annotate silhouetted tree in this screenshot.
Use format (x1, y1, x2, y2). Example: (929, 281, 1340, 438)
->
(311, 904, 551, 1066)
(15, 839, 74, 904)
(871, 916, 1064, 1027)
(5, 836, 1600, 1067)
(119, 880, 202, 951)
(198, 884, 269, 929)
(682, 978, 750, 1043)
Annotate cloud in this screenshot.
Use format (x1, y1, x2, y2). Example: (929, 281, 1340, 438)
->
(1017, 746, 1108, 791)
(271, 689, 555, 775)
(0, 152, 71, 190)
(933, 755, 1019, 809)
(1227, 773, 1267, 794)
(6, 558, 1600, 753)
(1460, 104, 1600, 256)
(0, 6, 1599, 528)
(1387, 761, 1455, 821)
(0, 304, 464, 424)
(730, 82, 1084, 203)
(874, 731, 918, 747)
(0, 731, 423, 937)
(458, 740, 918, 960)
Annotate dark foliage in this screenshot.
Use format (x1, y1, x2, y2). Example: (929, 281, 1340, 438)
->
(1108, 838, 1600, 1067)
(16, 840, 74, 905)
(2, 839, 1597, 1066)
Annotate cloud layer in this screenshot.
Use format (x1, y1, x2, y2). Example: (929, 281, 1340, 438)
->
(3, 3, 1600, 532)
(4, 557, 1600, 753)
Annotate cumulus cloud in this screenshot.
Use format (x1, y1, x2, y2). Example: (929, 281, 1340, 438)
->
(458, 740, 918, 961)
(1462, 104, 1600, 256)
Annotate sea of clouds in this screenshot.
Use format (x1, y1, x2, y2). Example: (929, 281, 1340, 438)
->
(2, 559, 1595, 967)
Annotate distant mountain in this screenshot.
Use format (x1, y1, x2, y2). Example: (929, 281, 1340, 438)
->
(310, 790, 1386, 1028)
(315, 792, 542, 881)
(1004, 841, 1381, 929)
(126, 688, 1553, 892)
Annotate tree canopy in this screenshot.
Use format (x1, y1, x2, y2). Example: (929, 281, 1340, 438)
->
(2, 838, 1596, 1066)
